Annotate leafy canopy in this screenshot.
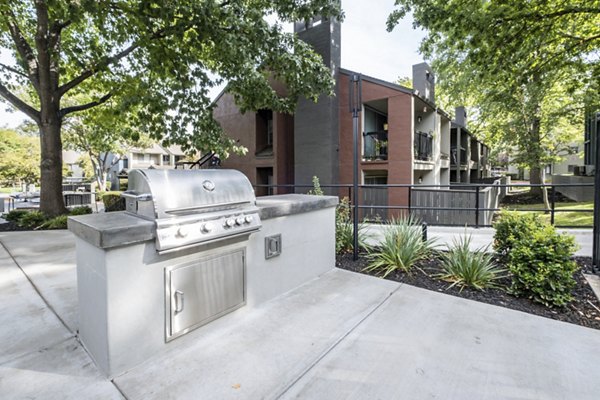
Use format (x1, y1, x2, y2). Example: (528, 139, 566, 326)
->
(0, 0, 344, 154)
(0, 128, 40, 186)
(388, 0, 599, 175)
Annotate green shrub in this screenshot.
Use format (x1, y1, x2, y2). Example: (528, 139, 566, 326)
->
(307, 175, 324, 196)
(102, 191, 125, 212)
(38, 215, 68, 230)
(438, 235, 504, 291)
(4, 209, 29, 223)
(18, 211, 47, 228)
(69, 206, 93, 215)
(493, 211, 545, 256)
(363, 215, 436, 277)
(335, 197, 370, 254)
(507, 225, 579, 307)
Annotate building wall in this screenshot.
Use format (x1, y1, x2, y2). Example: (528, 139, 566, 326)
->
(294, 18, 341, 188)
(214, 93, 262, 184)
(338, 71, 413, 210)
(215, 92, 295, 194)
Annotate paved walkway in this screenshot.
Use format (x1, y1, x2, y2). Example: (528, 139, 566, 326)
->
(365, 224, 593, 257)
(1, 230, 599, 399)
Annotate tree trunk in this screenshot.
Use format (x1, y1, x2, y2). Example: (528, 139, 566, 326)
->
(541, 167, 550, 212)
(38, 119, 66, 217)
(530, 166, 543, 197)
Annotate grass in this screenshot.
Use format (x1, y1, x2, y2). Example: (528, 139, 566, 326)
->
(501, 201, 594, 227)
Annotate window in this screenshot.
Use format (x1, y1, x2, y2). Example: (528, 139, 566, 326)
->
(363, 105, 388, 160)
(163, 155, 170, 164)
(256, 109, 274, 156)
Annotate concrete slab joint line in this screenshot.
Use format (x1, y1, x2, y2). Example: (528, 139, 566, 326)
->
(0, 240, 73, 335)
(274, 285, 403, 399)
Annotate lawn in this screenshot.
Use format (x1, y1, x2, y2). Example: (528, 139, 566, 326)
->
(501, 201, 594, 227)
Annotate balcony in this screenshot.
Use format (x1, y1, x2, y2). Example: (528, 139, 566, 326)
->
(414, 131, 433, 161)
(450, 146, 467, 167)
(363, 131, 388, 161)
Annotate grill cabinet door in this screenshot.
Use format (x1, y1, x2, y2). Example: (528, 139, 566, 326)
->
(167, 250, 245, 340)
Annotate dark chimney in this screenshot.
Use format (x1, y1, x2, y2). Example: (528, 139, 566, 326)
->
(412, 62, 435, 104)
(455, 106, 467, 128)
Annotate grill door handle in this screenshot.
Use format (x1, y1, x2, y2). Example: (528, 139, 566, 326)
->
(174, 290, 184, 315)
(122, 192, 153, 201)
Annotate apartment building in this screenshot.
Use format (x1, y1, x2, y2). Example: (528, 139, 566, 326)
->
(214, 16, 489, 210)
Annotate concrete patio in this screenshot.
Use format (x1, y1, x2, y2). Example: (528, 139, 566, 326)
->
(1, 229, 600, 399)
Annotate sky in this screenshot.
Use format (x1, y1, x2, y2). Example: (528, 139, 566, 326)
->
(0, 0, 426, 129)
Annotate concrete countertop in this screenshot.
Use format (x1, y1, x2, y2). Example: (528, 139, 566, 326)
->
(256, 194, 338, 219)
(68, 194, 338, 249)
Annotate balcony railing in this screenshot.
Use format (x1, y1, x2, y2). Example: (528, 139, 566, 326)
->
(363, 131, 388, 161)
(450, 146, 468, 166)
(414, 131, 433, 161)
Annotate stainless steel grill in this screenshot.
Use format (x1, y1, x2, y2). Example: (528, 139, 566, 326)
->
(123, 169, 261, 254)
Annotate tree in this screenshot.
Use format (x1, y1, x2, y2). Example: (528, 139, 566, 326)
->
(0, 1, 342, 216)
(396, 76, 412, 89)
(62, 102, 152, 192)
(388, 0, 600, 197)
(0, 128, 40, 189)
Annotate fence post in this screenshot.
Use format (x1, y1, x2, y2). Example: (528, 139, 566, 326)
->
(408, 186, 412, 217)
(475, 185, 480, 228)
(550, 185, 556, 225)
(422, 222, 428, 242)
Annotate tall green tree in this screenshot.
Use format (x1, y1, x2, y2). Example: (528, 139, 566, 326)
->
(62, 106, 152, 191)
(0, 128, 40, 188)
(389, 0, 599, 197)
(0, 0, 342, 216)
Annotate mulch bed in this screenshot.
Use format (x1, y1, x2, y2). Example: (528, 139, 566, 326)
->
(499, 191, 574, 206)
(0, 221, 33, 232)
(337, 253, 600, 330)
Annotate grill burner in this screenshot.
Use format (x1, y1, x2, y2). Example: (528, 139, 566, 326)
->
(123, 169, 261, 253)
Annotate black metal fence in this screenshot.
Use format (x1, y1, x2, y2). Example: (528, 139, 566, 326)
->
(255, 182, 595, 229)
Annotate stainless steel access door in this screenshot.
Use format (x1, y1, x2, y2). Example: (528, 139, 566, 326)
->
(165, 249, 246, 341)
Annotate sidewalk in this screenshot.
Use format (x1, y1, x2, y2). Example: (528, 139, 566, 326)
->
(365, 224, 593, 257)
(1, 230, 600, 399)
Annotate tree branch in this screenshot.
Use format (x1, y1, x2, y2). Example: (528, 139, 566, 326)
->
(497, 7, 600, 23)
(0, 81, 40, 122)
(58, 42, 139, 97)
(0, 63, 29, 79)
(3, 11, 40, 91)
(60, 93, 113, 116)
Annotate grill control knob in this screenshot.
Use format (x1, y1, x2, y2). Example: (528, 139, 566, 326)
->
(176, 226, 189, 238)
(225, 219, 235, 228)
(201, 222, 214, 233)
(244, 215, 253, 224)
(235, 217, 245, 226)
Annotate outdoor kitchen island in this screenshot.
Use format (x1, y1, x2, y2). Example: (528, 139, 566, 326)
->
(68, 185, 338, 378)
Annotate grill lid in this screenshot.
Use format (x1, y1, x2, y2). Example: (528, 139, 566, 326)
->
(125, 169, 257, 220)
(123, 169, 261, 253)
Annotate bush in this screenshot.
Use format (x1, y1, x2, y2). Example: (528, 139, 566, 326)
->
(493, 211, 545, 257)
(69, 206, 93, 215)
(363, 215, 436, 277)
(438, 235, 504, 291)
(507, 225, 579, 307)
(335, 197, 370, 254)
(18, 211, 47, 228)
(102, 191, 125, 212)
(4, 209, 30, 223)
(38, 215, 68, 230)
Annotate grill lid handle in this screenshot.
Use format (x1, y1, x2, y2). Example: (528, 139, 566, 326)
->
(122, 191, 153, 202)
